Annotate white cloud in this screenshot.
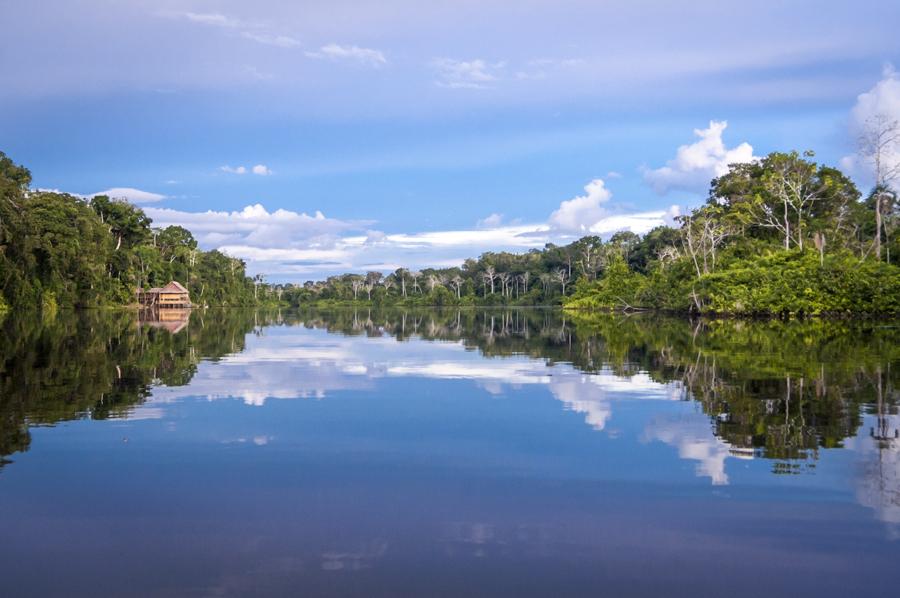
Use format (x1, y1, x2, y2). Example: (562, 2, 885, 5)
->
(143, 200, 555, 276)
(642, 121, 756, 195)
(375, 225, 550, 250)
(548, 178, 612, 231)
(219, 164, 272, 176)
(431, 58, 504, 89)
(143, 204, 371, 255)
(240, 31, 301, 49)
(182, 12, 239, 28)
(306, 43, 387, 67)
(587, 209, 678, 235)
(841, 65, 900, 186)
(476, 213, 504, 228)
(139, 184, 680, 276)
(92, 187, 166, 203)
(220, 165, 247, 174)
(547, 178, 679, 236)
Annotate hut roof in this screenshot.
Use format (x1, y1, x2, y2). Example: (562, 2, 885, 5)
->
(160, 281, 189, 293)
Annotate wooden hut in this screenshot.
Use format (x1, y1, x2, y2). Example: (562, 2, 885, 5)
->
(137, 281, 191, 308)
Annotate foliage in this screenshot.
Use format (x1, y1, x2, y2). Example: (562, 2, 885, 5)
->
(696, 250, 900, 315)
(0, 151, 272, 309)
(279, 150, 898, 316)
(566, 256, 647, 310)
(562, 150, 900, 316)
(4, 147, 899, 316)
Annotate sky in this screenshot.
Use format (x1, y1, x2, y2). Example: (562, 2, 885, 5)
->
(2, 0, 900, 281)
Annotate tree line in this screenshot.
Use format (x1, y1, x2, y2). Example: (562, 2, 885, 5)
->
(4, 117, 900, 317)
(282, 123, 900, 316)
(0, 152, 270, 311)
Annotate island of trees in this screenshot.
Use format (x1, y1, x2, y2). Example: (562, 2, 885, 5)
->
(2, 132, 899, 316)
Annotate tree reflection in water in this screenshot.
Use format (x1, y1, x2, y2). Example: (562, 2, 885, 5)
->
(1, 307, 897, 524)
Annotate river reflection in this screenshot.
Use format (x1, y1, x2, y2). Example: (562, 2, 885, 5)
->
(0, 308, 898, 596)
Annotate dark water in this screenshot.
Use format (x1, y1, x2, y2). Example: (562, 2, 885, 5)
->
(0, 308, 897, 597)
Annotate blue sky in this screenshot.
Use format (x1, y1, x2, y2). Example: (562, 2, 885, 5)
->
(2, 0, 899, 281)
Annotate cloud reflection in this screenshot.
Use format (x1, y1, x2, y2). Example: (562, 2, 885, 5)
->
(138, 322, 756, 489)
(847, 414, 900, 534)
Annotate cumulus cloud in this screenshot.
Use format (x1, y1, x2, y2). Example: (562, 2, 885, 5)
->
(138, 189, 679, 277)
(840, 65, 900, 186)
(220, 165, 247, 174)
(587, 208, 679, 235)
(140, 171, 682, 277)
(476, 213, 504, 228)
(642, 121, 756, 195)
(141, 200, 559, 277)
(219, 164, 272, 176)
(306, 44, 387, 67)
(143, 204, 370, 252)
(92, 187, 166, 203)
(548, 178, 612, 231)
(431, 58, 504, 89)
(547, 178, 679, 236)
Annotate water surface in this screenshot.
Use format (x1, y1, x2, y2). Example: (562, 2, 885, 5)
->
(1, 308, 898, 597)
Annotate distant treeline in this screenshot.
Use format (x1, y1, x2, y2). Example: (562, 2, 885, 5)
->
(0, 152, 270, 311)
(3, 144, 899, 316)
(281, 148, 900, 316)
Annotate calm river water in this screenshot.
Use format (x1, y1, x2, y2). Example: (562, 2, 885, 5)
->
(0, 308, 898, 597)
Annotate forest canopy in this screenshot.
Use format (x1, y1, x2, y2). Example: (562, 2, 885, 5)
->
(0, 152, 265, 310)
(278, 148, 899, 316)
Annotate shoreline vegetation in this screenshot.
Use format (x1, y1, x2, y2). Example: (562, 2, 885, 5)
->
(2, 145, 899, 318)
